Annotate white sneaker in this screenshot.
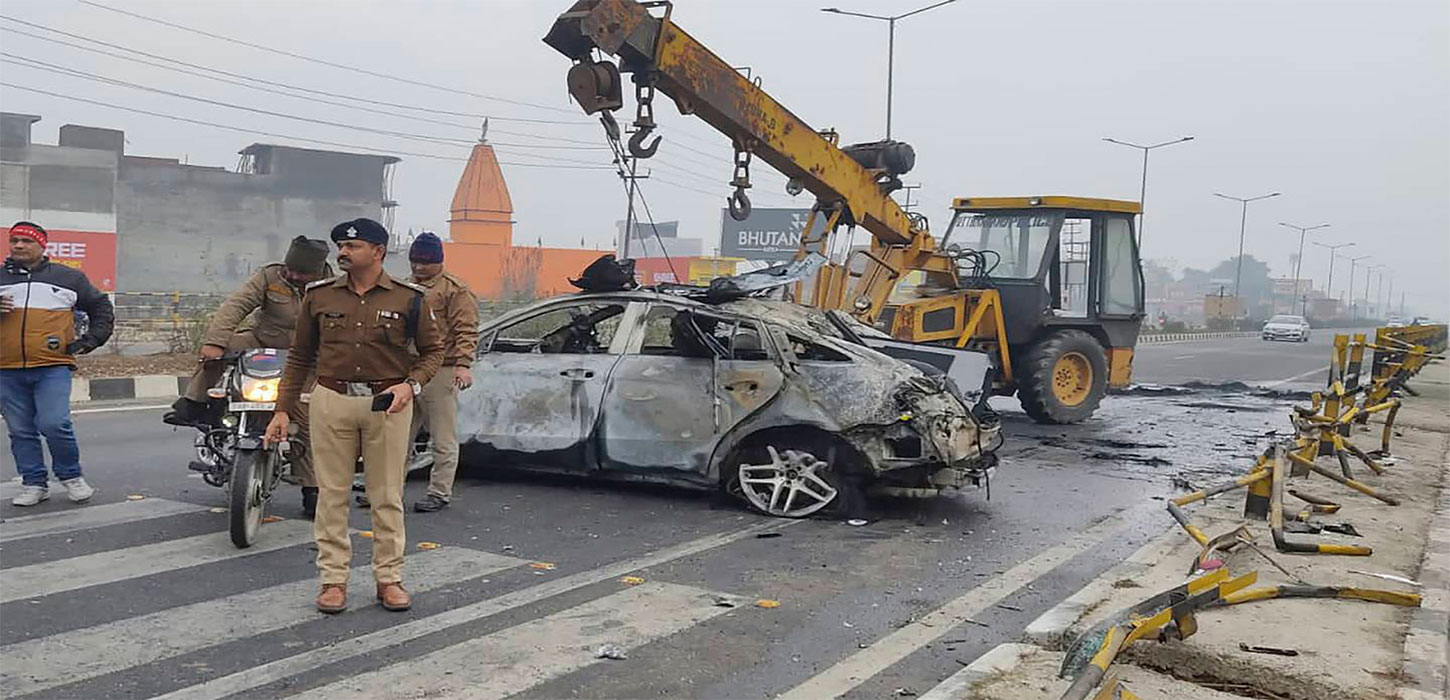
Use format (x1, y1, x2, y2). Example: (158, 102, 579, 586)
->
(60, 477, 95, 503)
(12, 485, 49, 506)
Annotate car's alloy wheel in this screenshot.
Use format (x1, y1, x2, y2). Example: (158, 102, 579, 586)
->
(738, 446, 838, 518)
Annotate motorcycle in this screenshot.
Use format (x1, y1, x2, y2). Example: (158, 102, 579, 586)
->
(187, 348, 294, 548)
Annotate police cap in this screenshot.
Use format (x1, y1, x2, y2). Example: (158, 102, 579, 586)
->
(329, 218, 390, 246)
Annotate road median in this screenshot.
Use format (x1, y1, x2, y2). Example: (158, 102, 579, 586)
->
(941, 351, 1448, 699)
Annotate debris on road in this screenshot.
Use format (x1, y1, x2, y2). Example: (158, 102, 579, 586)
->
(1238, 642, 1300, 657)
(594, 644, 627, 660)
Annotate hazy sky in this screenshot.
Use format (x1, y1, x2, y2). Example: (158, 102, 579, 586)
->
(2, 0, 1446, 316)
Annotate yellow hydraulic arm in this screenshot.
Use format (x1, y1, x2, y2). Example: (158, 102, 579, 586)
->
(543, 0, 955, 319)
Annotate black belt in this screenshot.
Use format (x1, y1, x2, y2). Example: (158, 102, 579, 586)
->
(316, 376, 403, 396)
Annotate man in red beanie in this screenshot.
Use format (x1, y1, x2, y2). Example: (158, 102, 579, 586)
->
(1, 221, 114, 506)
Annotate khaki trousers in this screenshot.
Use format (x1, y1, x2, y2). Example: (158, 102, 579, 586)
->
(310, 386, 412, 585)
(185, 331, 314, 487)
(411, 370, 460, 501)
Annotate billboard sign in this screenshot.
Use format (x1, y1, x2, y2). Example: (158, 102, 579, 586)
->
(719, 208, 825, 262)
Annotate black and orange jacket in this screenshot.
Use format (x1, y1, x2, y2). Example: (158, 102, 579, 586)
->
(0, 257, 115, 369)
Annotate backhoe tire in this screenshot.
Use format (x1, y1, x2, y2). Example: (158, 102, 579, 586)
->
(1016, 330, 1108, 425)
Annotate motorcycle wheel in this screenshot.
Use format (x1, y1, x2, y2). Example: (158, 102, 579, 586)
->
(228, 447, 267, 548)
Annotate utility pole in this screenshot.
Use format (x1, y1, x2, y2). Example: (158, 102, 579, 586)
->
(617, 137, 649, 260)
(821, 0, 958, 139)
(1279, 222, 1330, 316)
(1346, 255, 1370, 320)
(1104, 136, 1195, 248)
(1311, 241, 1353, 315)
(1213, 192, 1281, 306)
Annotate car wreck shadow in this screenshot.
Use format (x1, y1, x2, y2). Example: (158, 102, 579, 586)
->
(447, 460, 994, 526)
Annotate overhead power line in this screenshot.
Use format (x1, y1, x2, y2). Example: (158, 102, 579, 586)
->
(0, 81, 615, 170)
(76, 0, 584, 117)
(0, 17, 591, 127)
(0, 55, 611, 154)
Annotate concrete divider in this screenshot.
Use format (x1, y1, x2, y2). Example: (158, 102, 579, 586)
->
(70, 375, 188, 404)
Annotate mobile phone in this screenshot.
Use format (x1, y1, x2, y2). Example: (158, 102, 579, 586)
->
(371, 393, 392, 412)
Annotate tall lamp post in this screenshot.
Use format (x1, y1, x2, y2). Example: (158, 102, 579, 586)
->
(1103, 136, 1195, 248)
(1365, 265, 1383, 320)
(1278, 222, 1331, 316)
(821, 0, 958, 139)
(1310, 241, 1354, 317)
(1213, 191, 1281, 309)
(1346, 255, 1371, 320)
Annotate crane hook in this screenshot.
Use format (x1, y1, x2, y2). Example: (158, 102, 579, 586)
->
(628, 127, 661, 159)
(727, 188, 752, 221)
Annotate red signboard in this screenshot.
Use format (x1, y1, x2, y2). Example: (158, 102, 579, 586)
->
(5, 227, 118, 291)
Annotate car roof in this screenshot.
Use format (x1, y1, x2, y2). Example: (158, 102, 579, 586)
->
(482, 290, 828, 336)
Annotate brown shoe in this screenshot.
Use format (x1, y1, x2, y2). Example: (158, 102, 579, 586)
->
(316, 583, 347, 614)
(377, 581, 411, 611)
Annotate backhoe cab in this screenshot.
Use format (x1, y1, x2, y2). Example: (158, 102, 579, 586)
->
(881, 197, 1145, 424)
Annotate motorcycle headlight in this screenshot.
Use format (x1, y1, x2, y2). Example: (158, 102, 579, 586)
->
(240, 377, 280, 403)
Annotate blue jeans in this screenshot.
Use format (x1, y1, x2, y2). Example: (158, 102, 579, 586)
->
(1, 366, 83, 486)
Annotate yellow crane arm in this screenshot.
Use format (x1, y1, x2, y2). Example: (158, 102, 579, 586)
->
(543, 0, 922, 248)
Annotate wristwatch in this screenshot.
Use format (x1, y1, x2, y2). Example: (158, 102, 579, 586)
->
(406, 379, 423, 397)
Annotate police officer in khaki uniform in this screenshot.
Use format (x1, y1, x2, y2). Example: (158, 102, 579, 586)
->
(265, 218, 443, 614)
(166, 236, 331, 516)
(404, 232, 479, 513)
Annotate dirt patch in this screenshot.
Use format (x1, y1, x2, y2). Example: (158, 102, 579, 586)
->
(75, 352, 196, 378)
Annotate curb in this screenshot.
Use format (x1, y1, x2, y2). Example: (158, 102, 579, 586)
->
(71, 374, 188, 404)
(1138, 332, 1255, 345)
(1023, 521, 1185, 648)
(917, 643, 1037, 700)
(1398, 433, 1450, 700)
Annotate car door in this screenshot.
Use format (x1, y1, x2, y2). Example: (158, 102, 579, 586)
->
(598, 304, 782, 476)
(459, 300, 635, 470)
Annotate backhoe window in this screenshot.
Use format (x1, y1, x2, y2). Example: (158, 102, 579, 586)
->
(1099, 217, 1141, 316)
(945, 212, 1061, 279)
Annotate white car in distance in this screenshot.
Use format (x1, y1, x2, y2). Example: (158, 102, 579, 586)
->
(1261, 314, 1311, 342)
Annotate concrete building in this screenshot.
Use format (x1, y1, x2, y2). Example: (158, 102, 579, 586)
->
(1, 112, 399, 292)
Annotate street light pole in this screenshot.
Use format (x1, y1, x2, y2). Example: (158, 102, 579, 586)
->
(1278, 222, 1331, 316)
(1364, 265, 1380, 320)
(821, 0, 957, 140)
(1103, 136, 1195, 248)
(1311, 241, 1354, 315)
(1346, 255, 1370, 320)
(1213, 192, 1281, 308)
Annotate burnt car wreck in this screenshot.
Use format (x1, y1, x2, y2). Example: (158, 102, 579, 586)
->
(458, 262, 1001, 518)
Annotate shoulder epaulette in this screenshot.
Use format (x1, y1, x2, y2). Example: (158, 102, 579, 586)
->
(306, 275, 342, 291)
(398, 280, 428, 294)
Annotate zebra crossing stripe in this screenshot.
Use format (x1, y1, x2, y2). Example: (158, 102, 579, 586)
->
(0, 498, 211, 543)
(154, 519, 800, 700)
(0, 547, 522, 697)
(291, 581, 741, 699)
(779, 510, 1136, 699)
(0, 519, 315, 604)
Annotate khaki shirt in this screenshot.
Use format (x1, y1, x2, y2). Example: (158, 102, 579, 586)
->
(204, 263, 332, 350)
(413, 270, 480, 368)
(277, 271, 444, 414)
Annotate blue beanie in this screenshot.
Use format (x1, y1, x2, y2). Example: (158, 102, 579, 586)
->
(409, 232, 444, 264)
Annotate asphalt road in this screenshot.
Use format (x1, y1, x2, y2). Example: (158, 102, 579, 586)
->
(1132, 328, 1378, 392)
(0, 336, 1308, 699)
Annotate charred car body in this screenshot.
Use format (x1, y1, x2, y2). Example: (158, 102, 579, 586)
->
(458, 286, 1001, 518)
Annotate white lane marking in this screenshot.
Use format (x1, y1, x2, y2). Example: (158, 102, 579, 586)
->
(155, 519, 800, 700)
(1261, 366, 1328, 389)
(778, 510, 1136, 700)
(1171, 354, 1197, 360)
(71, 404, 171, 415)
(0, 498, 210, 543)
(291, 581, 740, 699)
(0, 548, 522, 697)
(0, 519, 314, 603)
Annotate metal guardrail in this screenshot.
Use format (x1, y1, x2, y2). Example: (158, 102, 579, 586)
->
(1138, 331, 1255, 344)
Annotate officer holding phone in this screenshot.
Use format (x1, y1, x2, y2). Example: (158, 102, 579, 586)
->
(266, 218, 443, 615)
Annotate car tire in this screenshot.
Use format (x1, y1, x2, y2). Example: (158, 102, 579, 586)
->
(1016, 330, 1109, 425)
